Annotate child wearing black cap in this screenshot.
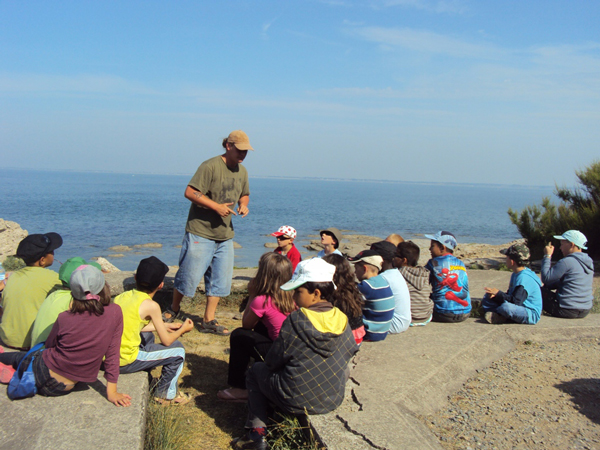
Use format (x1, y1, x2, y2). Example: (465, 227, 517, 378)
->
(115, 256, 194, 405)
(0, 233, 63, 349)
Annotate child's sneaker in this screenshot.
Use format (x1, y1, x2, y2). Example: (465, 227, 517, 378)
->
(231, 429, 268, 450)
(484, 311, 508, 324)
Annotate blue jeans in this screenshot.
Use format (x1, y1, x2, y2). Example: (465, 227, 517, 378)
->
(482, 294, 532, 324)
(173, 232, 234, 298)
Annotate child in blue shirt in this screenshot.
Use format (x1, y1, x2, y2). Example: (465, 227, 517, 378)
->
(425, 231, 471, 323)
(482, 243, 542, 324)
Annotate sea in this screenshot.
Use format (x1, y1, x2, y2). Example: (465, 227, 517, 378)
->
(1, 169, 555, 271)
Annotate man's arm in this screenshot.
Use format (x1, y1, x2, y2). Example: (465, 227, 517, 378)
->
(184, 185, 237, 218)
(138, 299, 194, 347)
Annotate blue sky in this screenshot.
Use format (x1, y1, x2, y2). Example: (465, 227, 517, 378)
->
(1, 0, 599, 186)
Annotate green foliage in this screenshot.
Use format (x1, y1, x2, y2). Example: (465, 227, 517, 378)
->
(144, 399, 186, 450)
(1, 256, 26, 271)
(508, 160, 600, 259)
(267, 415, 321, 450)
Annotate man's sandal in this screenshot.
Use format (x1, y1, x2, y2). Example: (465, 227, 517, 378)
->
(199, 319, 230, 336)
(154, 391, 191, 406)
(162, 308, 185, 323)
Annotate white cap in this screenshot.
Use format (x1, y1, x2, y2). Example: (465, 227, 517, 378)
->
(280, 258, 336, 291)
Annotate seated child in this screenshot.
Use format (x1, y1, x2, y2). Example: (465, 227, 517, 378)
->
(541, 230, 594, 319)
(424, 231, 471, 323)
(31, 257, 102, 346)
(0, 265, 130, 406)
(270, 225, 302, 271)
(482, 243, 542, 324)
(370, 241, 411, 334)
(233, 258, 358, 450)
(0, 233, 63, 349)
(115, 256, 194, 405)
(218, 253, 295, 402)
(385, 233, 404, 246)
(317, 227, 343, 257)
(394, 241, 433, 325)
(348, 250, 394, 341)
(323, 254, 365, 344)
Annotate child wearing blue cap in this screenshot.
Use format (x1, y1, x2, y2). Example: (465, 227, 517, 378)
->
(541, 230, 594, 318)
(424, 231, 471, 322)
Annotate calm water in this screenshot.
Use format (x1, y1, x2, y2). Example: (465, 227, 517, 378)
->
(1, 169, 554, 270)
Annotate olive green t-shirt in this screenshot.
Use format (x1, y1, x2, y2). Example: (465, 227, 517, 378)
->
(0, 266, 61, 349)
(185, 155, 250, 241)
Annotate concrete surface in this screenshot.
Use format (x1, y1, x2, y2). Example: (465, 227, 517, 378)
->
(0, 371, 148, 450)
(310, 270, 600, 450)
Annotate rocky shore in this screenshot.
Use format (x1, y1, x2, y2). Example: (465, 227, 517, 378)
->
(1, 218, 518, 275)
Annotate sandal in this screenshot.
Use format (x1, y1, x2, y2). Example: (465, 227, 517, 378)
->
(199, 319, 230, 336)
(162, 308, 185, 323)
(154, 391, 191, 406)
(217, 388, 248, 403)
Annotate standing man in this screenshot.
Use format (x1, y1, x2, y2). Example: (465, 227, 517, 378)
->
(164, 130, 253, 335)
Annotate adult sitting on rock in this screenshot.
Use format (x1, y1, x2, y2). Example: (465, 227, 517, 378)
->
(541, 230, 594, 319)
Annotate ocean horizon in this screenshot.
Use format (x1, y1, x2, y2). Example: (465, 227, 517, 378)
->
(1, 168, 557, 271)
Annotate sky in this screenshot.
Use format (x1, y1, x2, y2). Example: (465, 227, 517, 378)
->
(1, 0, 599, 186)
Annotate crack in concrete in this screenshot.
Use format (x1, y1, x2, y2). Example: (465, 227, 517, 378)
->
(351, 388, 364, 411)
(335, 414, 388, 450)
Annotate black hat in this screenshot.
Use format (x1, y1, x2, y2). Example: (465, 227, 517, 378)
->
(16, 233, 63, 264)
(370, 241, 397, 261)
(136, 256, 169, 291)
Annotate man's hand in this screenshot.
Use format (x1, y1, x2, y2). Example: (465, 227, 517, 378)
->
(544, 243, 554, 256)
(215, 202, 237, 217)
(237, 204, 249, 217)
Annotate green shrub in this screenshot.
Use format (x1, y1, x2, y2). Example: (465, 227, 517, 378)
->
(508, 160, 600, 259)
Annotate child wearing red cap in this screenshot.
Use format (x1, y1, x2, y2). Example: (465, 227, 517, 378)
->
(270, 225, 302, 271)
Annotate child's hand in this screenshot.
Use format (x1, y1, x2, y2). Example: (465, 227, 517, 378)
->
(544, 243, 554, 256)
(484, 287, 499, 297)
(167, 323, 183, 332)
(109, 391, 132, 407)
(181, 318, 194, 333)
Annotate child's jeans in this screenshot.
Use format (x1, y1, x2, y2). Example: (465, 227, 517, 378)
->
(481, 294, 532, 324)
(119, 332, 185, 400)
(0, 349, 71, 396)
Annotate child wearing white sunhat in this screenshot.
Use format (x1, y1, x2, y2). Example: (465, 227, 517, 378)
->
(541, 230, 594, 318)
(270, 225, 302, 271)
(232, 258, 358, 450)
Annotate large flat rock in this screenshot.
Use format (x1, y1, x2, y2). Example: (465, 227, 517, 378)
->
(312, 314, 600, 450)
(0, 371, 148, 450)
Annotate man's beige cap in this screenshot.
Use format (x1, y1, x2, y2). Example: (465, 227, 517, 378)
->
(227, 130, 254, 150)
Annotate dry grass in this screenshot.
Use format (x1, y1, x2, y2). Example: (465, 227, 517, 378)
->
(150, 291, 246, 450)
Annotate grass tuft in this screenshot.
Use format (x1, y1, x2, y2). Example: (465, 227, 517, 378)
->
(144, 399, 187, 450)
(267, 414, 321, 450)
